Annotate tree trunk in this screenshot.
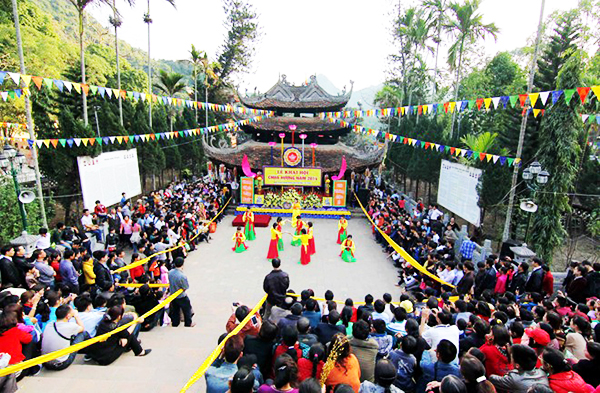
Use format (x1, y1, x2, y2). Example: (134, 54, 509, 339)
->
(114, 0, 123, 126)
(432, 2, 444, 97)
(449, 38, 465, 139)
(152, 173, 156, 190)
(147, 0, 152, 130)
(194, 67, 198, 125)
(79, 12, 88, 126)
(415, 179, 420, 200)
(427, 182, 431, 205)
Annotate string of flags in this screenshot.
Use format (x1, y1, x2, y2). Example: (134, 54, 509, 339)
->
(0, 114, 272, 149)
(318, 86, 599, 120)
(581, 114, 600, 124)
(0, 70, 274, 117)
(0, 122, 27, 130)
(329, 118, 521, 167)
(0, 88, 29, 102)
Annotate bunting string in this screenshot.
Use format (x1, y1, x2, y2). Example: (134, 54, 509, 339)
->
(0, 113, 272, 149)
(0, 70, 274, 117)
(318, 86, 599, 120)
(580, 113, 600, 125)
(0, 121, 27, 130)
(330, 118, 521, 167)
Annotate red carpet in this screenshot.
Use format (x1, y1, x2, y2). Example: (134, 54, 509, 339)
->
(232, 214, 272, 227)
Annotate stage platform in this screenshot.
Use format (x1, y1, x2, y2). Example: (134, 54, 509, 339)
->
(235, 205, 351, 220)
(232, 214, 272, 227)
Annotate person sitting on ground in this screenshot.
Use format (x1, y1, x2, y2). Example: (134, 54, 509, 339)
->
(479, 324, 512, 377)
(41, 304, 88, 370)
(350, 320, 379, 383)
(258, 353, 299, 393)
(387, 335, 417, 393)
(369, 319, 393, 360)
(489, 344, 549, 393)
(315, 310, 345, 346)
(129, 284, 161, 331)
(278, 303, 304, 333)
(359, 358, 403, 393)
(419, 339, 461, 391)
(230, 367, 256, 393)
(324, 333, 361, 393)
(298, 343, 325, 382)
(244, 320, 278, 377)
(206, 335, 245, 393)
(542, 348, 593, 393)
(302, 299, 321, 330)
(459, 354, 497, 393)
(73, 293, 104, 337)
(371, 300, 390, 324)
(86, 305, 151, 365)
(273, 325, 303, 364)
(572, 341, 600, 388)
(227, 304, 261, 340)
(297, 317, 318, 348)
(0, 308, 33, 367)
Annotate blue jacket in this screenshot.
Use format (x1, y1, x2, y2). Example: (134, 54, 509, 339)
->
(418, 351, 460, 393)
(388, 349, 416, 392)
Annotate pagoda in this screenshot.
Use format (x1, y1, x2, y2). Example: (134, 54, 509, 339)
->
(202, 75, 385, 173)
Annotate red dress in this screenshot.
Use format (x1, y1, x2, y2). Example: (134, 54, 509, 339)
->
(308, 228, 316, 255)
(267, 228, 280, 259)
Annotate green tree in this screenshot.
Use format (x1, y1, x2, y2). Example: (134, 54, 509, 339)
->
(0, 181, 47, 243)
(423, 0, 448, 97)
(529, 52, 584, 265)
(215, 0, 260, 86)
(155, 69, 186, 132)
(445, 0, 498, 138)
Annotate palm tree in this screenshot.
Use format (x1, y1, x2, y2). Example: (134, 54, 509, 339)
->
(198, 53, 219, 126)
(460, 131, 499, 153)
(423, 0, 447, 97)
(69, 0, 110, 127)
(109, 0, 135, 127)
(144, 0, 176, 130)
(178, 44, 204, 125)
(155, 69, 186, 132)
(445, 0, 498, 138)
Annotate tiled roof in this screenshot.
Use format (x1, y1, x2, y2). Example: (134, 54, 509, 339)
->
(242, 116, 353, 133)
(239, 75, 352, 112)
(203, 140, 384, 173)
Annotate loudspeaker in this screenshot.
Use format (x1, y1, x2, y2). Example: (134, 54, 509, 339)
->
(357, 188, 370, 207)
(519, 200, 538, 213)
(18, 190, 35, 204)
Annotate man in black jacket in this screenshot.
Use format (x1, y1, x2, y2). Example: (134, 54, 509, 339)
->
(263, 258, 289, 319)
(525, 257, 544, 294)
(0, 245, 23, 289)
(314, 310, 345, 345)
(93, 250, 114, 298)
(476, 258, 497, 296)
(456, 262, 475, 295)
(509, 262, 529, 295)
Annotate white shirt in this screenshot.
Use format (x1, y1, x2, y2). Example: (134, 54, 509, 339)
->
(372, 311, 391, 324)
(81, 215, 94, 229)
(430, 208, 444, 221)
(36, 235, 50, 250)
(422, 324, 460, 362)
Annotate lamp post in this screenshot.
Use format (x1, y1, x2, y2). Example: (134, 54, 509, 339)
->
(279, 133, 285, 167)
(310, 143, 317, 167)
(0, 144, 28, 231)
(268, 141, 277, 166)
(299, 134, 307, 167)
(289, 124, 296, 147)
(520, 160, 550, 242)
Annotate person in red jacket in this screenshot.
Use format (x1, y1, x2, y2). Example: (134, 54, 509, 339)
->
(542, 348, 594, 393)
(542, 265, 554, 297)
(0, 309, 33, 365)
(480, 325, 513, 377)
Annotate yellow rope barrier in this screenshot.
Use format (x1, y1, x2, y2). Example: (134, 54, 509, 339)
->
(180, 294, 268, 392)
(116, 283, 169, 288)
(0, 289, 183, 377)
(353, 192, 455, 288)
(112, 197, 232, 274)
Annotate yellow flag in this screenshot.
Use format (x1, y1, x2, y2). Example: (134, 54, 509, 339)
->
(529, 93, 540, 107)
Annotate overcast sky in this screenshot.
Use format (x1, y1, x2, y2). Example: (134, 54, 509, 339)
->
(90, 0, 577, 93)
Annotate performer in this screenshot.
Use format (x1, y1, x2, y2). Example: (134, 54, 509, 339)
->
(307, 221, 316, 256)
(324, 175, 331, 196)
(242, 208, 256, 241)
(267, 223, 282, 260)
(291, 201, 302, 228)
(337, 216, 348, 244)
(291, 215, 305, 246)
(293, 228, 311, 265)
(276, 217, 287, 251)
(232, 227, 248, 253)
(340, 235, 356, 263)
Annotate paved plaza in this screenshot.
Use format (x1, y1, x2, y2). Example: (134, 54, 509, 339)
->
(20, 215, 400, 393)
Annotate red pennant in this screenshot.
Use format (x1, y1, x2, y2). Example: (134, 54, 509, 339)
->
(476, 98, 484, 110)
(443, 102, 450, 113)
(479, 152, 486, 161)
(577, 87, 590, 104)
(89, 138, 95, 146)
(450, 147, 456, 155)
(424, 142, 430, 149)
(150, 134, 156, 140)
(403, 138, 408, 145)
(418, 105, 423, 115)
(124, 136, 130, 143)
(518, 94, 528, 107)
(32, 76, 43, 90)
(50, 139, 58, 148)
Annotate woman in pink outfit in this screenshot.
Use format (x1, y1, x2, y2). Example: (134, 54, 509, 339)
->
(495, 266, 509, 295)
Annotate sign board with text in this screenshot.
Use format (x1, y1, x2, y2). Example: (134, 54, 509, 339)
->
(263, 167, 322, 187)
(332, 180, 347, 207)
(437, 160, 482, 226)
(240, 177, 254, 204)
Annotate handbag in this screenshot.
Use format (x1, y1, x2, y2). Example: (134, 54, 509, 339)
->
(130, 231, 141, 244)
(54, 323, 76, 345)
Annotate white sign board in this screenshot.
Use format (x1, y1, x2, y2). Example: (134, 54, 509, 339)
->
(77, 149, 142, 210)
(437, 159, 482, 226)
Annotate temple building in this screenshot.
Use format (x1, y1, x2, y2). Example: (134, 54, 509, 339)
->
(202, 75, 385, 173)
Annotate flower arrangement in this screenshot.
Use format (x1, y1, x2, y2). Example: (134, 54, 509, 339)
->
(262, 189, 323, 209)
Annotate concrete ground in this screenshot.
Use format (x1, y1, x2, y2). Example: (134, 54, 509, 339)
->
(19, 216, 400, 393)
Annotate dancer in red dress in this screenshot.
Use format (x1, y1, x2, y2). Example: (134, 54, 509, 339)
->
(267, 223, 282, 260)
(293, 228, 311, 265)
(307, 221, 316, 255)
(337, 217, 348, 244)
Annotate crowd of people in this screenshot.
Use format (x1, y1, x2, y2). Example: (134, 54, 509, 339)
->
(203, 186, 600, 393)
(0, 178, 229, 391)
